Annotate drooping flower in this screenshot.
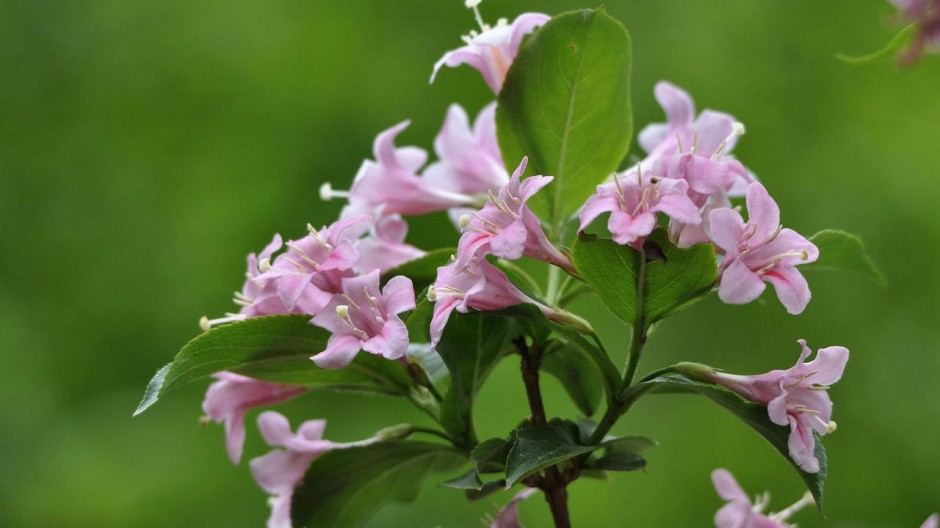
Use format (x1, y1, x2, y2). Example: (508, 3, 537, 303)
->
(431, 2, 549, 93)
(711, 468, 813, 528)
(202, 373, 305, 464)
(923, 514, 939, 528)
(428, 255, 533, 346)
(311, 270, 415, 368)
(579, 165, 701, 247)
(423, 102, 508, 196)
(255, 216, 372, 311)
(355, 213, 426, 275)
(249, 412, 378, 528)
(489, 487, 537, 528)
(709, 183, 819, 315)
(458, 157, 574, 272)
(705, 340, 849, 473)
(890, 0, 940, 64)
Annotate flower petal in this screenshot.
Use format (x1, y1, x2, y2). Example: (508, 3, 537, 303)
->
(718, 258, 766, 305)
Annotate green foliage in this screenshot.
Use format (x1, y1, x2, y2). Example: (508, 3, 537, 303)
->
(629, 372, 827, 511)
(383, 248, 455, 292)
(541, 343, 603, 416)
(504, 420, 596, 487)
(290, 441, 465, 527)
(435, 313, 514, 447)
(134, 315, 410, 415)
(571, 230, 717, 326)
(584, 451, 646, 472)
(807, 229, 886, 285)
(497, 8, 633, 228)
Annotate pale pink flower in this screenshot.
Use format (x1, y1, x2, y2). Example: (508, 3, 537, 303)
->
(202, 373, 305, 464)
(255, 216, 372, 311)
(458, 158, 573, 272)
(338, 121, 480, 217)
(429, 256, 533, 346)
(311, 270, 415, 368)
(249, 412, 378, 528)
(712, 469, 813, 528)
(355, 214, 426, 274)
(706, 340, 849, 473)
(580, 166, 701, 247)
(922, 514, 939, 528)
(709, 183, 818, 315)
(490, 487, 537, 528)
(423, 103, 508, 195)
(431, 7, 550, 93)
(890, 0, 940, 64)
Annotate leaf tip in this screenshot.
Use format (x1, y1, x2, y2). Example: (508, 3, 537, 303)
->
(133, 363, 171, 417)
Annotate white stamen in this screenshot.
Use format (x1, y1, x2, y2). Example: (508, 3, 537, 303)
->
(467, 0, 487, 32)
(465, 0, 482, 7)
(258, 258, 272, 273)
(336, 304, 349, 319)
(733, 122, 746, 136)
(199, 316, 211, 332)
(826, 420, 838, 433)
(769, 491, 814, 522)
(319, 182, 350, 202)
(459, 214, 471, 229)
(427, 285, 438, 302)
(200, 313, 246, 331)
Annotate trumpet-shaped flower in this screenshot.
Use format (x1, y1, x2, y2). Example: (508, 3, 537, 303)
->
(709, 183, 818, 315)
(202, 373, 305, 464)
(249, 412, 378, 528)
(431, 7, 550, 93)
(355, 214, 426, 274)
(489, 487, 537, 528)
(712, 469, 813, 528)
(423, 103, 508, 195)
(458, 157, 573, 271)
(428, 255, 533, 346)
(579, 166, 701, 247)
(706, 340, 849, 473)
(311, 270, 415, 368)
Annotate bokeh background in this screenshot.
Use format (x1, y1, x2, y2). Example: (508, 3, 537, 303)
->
(2, 0, 938, 526)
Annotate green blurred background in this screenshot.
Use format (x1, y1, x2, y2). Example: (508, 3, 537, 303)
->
(1, 0, 937, 526)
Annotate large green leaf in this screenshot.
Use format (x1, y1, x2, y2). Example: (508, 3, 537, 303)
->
(806, 229, 885, 286)
(541, 343, 603, 416)
(504, 421, 596, 487)
(497, 8, 633, 227)
(383, 248, 455, 292)
(134, 315, 410, 416)
(571, 230, 717, 326)
(290, 441, 465, 527)
(629, 373, 827, 510)
(435, 313, 513, 446)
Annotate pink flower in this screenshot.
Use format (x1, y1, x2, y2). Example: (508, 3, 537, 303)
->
(422, 103, 508, 196)
(338, 121, 479, 217)
(256, 216, 372, 311)
(311, 270, 416, 368)
(923, 514, 939, 528)
(429, 255, 534, 346)
(202, 373, 305, 464)
(431, 6, 550, 93)
(709, 183, 818, 315)
(706, 340, 849, 473)
(579, 166, 701, 247)
(890, 0, 940, 64)
(638, 81, 746, 164)
(249, 412, 378, 528)
(712, 469, 813, 528)
(490, 487, 537, 528)
(355, 214, 426, 274)
(458, 158, 573, 272)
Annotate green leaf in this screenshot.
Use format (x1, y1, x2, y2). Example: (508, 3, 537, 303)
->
(440, 468, 483, 490)
(602, 435, 657, 454)
(497, 8, 633, 227)
(635, 373, 826, 510)
(471, 437, 512, 474)
(541, 343, 603, 416)
(290, 441, 465, 527)
(584, 451, 646, 472)
(504, 422, 596, 487)
(383, 248, 454, 292)
(435, 313, 513, 446)
(571, 230, 717, 326)
(806, 229, 886, 286)
(405, 297, 434, 344)
(466, 479, 507, 501)
(836, 24, 916, 65)
(134, 315, 410, 416)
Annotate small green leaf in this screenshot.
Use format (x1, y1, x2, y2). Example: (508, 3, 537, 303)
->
(585, 451, 646, 472)
(497, 8, 633, 227)
(290, 441, 465, 527)
(466, 479, 507, 501)
(472, 438, 512, 474)
(383, 248, 455, 291)
(571, 230, 717, 326)
(405, 297, 434, 344)
(634, 373, 826, 510)
(836, 24, 916, 65)
(541, 344, 603, 416)
(807, 229, 885, 286)
(435, 313, 513, 446)
(440, 468, 483, 490)
(603, 435, 657, 454)
(134, 315, 409, 416)
(504, 422, 596, 487)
